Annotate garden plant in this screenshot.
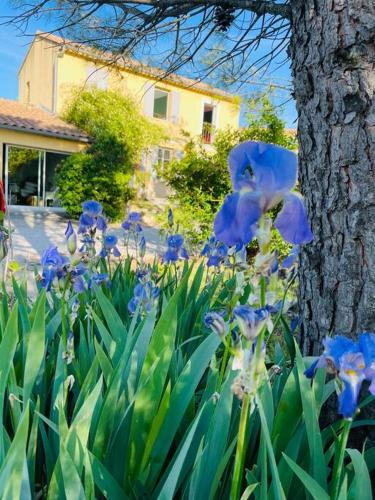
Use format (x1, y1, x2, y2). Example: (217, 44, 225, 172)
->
(56, 88, 163, 220)
(0, 142, 373, 499)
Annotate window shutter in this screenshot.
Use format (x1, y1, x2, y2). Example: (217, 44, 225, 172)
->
(143, 82, 155, 117)
(212, 104, 219, 127)
(171, 91, 180, 123)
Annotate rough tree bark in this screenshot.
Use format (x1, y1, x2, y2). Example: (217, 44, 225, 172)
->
(290, 0, 375, 354)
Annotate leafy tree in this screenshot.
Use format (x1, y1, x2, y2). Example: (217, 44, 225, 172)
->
(11, 0, 375, 349)
(57, 87, 163, 219)
(158, 96, 295, 251)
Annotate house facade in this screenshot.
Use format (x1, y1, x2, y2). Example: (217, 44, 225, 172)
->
(1, 31, 240, 207)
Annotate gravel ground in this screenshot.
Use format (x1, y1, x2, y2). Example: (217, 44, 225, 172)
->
(6, 206, 164, 264)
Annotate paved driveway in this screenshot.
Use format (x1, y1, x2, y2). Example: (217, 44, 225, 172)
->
(7, 206, 163, 263)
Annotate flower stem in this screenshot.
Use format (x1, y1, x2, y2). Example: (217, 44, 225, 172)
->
(217, 337, 230, 390)
(61, 278, 69, 348)
(331, 419, 351, 500)
(260, 275, 266, 307)
(107, 254, 112, 280)
(231, 393, 251, 500)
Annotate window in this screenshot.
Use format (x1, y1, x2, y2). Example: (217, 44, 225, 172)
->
(154, 147, 172, 169)
(202, 104, 216, 143)
(86, 65, 109, 90)
(153, 89, 169, 119)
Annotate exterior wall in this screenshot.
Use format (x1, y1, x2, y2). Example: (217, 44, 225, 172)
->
(18, 36, 58, 112)
(18, 35, 240, 139)
(18, 35, 240, 198)
(55, 51, 240, 138)
(0, 128, 86, 176)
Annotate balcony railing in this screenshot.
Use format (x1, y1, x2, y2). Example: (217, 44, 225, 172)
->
(202, 122, 215, 144)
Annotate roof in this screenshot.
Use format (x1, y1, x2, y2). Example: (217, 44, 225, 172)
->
(0, 98, 89, 142)
(35, 31, 238, 103)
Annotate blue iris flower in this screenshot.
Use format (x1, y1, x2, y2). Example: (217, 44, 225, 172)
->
(128, 281, 160, 315)
(305, 333, 375, 419)
(78, 200, 107, 235)
(233, 305, 269, 340)
(79, 235, 95, 254)
(214, 141, 313, 246)
(282, 245, 299, 268)
(359, 333, 375, 395)
(99, 234, 121, 258)
(162, 234, 189, 263)
(70, 263, 87, 293)
(122, 212, 142, 233)
(82, 200, 102, 217)
(88, 273, 111, 289)
(201, 236, 228, 267)
(40, 245, 69, 291)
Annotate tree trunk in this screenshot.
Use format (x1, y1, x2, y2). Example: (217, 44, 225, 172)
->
(290, 0, 375, 354)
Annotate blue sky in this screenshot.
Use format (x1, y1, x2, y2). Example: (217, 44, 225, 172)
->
(0, 2, 297, 127)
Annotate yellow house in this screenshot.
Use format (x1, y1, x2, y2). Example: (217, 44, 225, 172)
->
(3, 30, 239, 205)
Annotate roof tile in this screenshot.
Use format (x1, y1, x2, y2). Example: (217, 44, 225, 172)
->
(0, 98, 89, 142)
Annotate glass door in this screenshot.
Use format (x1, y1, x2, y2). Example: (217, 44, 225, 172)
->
(6, 146, 41, 206)
(5, 146, 68, 207)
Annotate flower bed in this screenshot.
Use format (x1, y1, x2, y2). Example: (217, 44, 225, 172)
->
(0, 142, 373, 499)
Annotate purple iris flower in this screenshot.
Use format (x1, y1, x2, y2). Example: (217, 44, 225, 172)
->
(162, 233, 189, 263)
(78, 201, 107, 234)
(88, 273, 111, 289)
(282, 245, 299, 268)
(359, 333, 375, 394)
(70, 263, 86, 293)
(122, 212, 142, 233)
(201, 236, 228, 268)
(99, 234, 121, 258)
(78, 212, 95, 234)
(233, 305, 269, 340)
(82, 200, 102, 217)
(65, 220, 77, 255)
(96, 216, 107, 232)
(128, 281, 159, 315)
(79, 235, 95, 254)
(40, 246, 69, 291)
(305, 333, 375, 419)
(214, 141, 313, 247)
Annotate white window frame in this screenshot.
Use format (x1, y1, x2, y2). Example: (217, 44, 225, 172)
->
(153, 88, 169, 120)
(86, 65, 109, 90)
(201, 100, 218, 144)
(152, 147, 173, 178)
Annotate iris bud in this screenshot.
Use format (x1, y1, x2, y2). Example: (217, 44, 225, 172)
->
(65, 221, 77, 255)
(204, 312, 227, 339)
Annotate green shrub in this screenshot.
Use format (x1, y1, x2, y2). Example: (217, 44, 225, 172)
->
(157, 96, 297, 251)
(57, 87, 163, 219)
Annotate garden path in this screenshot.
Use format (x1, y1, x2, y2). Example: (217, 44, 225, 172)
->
(7, 206, 163, 264)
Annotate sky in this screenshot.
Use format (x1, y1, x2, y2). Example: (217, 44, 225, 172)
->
(0, 2, 297, 127)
